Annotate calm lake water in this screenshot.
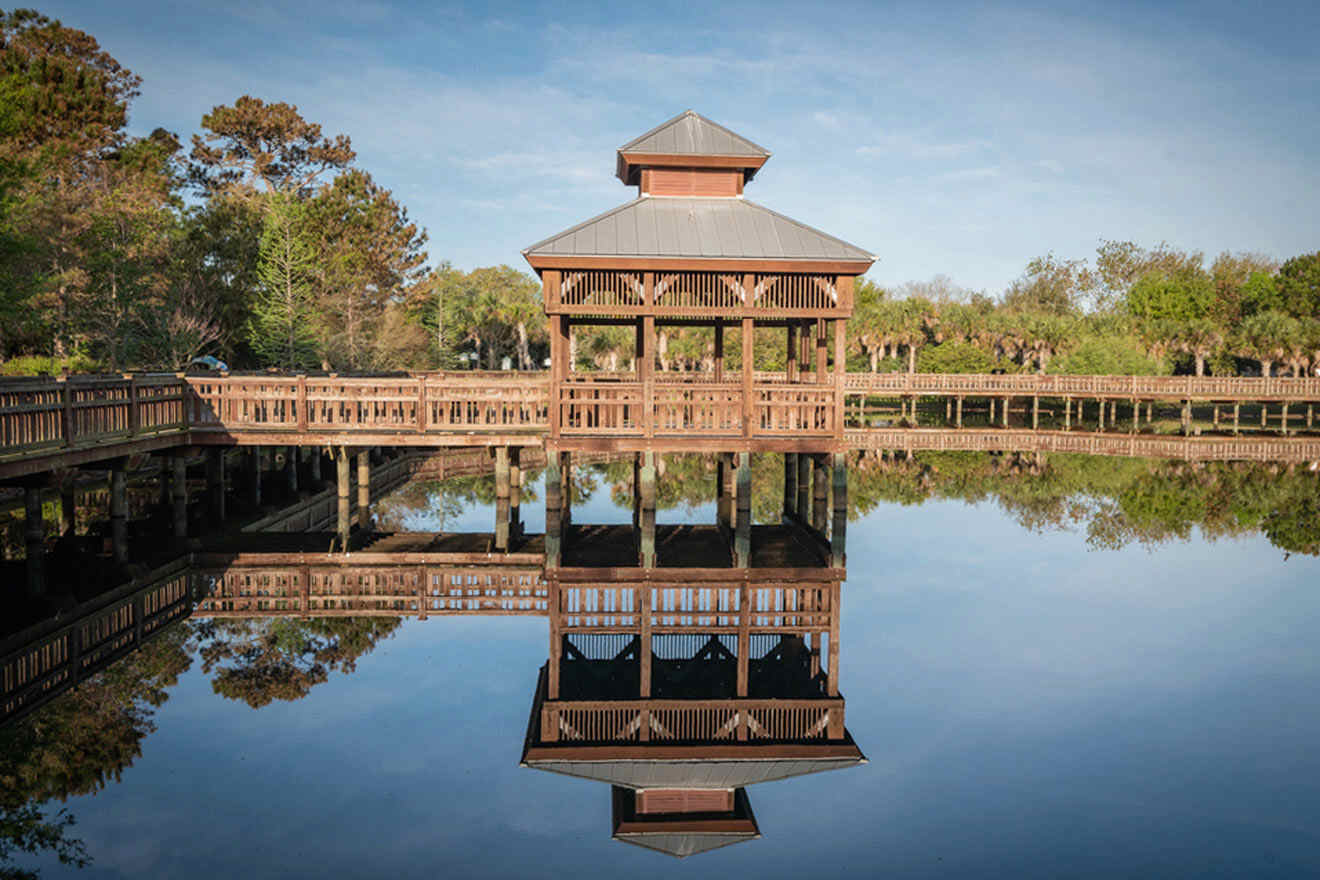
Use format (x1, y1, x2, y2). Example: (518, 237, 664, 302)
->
(5, 452, 1320, 878)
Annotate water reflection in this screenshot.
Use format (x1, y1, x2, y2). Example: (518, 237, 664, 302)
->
(2, 447, 1318, 876)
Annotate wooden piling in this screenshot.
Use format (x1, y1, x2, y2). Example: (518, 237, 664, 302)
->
(782, 451, 796, 521)
(171, 450, 188, 539)
(110, 462, 128, 564)
(735, 451, 751, 568)
(25, 485, 45, 595)
(336, 448, 350, 552)
(831, 452, 847, 568)
(356, 449, 370, 532)
(640, 451, 657, 568)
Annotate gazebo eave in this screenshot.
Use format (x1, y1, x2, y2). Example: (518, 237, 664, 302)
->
(524, 254, 874, 276)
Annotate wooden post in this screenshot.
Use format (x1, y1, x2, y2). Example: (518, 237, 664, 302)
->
(742, 316, 755, 437)
(110, 461, 128, 564)
(640, 582, 652, 698)
(206, 448, 226, 523)
(171, 450, 188, 539)
(815, 318, 828, 382)
(812, 453, 828, 536)
(643, 314, 656, 437)
(735, 451, 751, 568)
(549, 314, 565, 438)
(560, 451, 572, 530)
(59, 479, 76, 536)
(1032, 395, 1039, 430)
(827, 580, 840, 697)
(1098, 398, 1106, 431)
(640, 451, 657, 568)
(783, 452, 797, 521)
(717, 453, 732, 533)
(1233, 402, 1241, 434)
(494, 446, 511, 552)
(58, 376, 73, 447)
(1131, 398, 1138, 433)
(297, 374, 309, 431)
(786, 323, 798, 382)
(1260, 402, 1267, 428)
(1281, 402, 1290, 435)
(285, 445, 299, 496)
(713, 319, 724, 383)
(336, 448, 350, 552)
(956, 395, 963, 428)
(545, 450, 562, 568)
(797, 453, 812, 526)
(24, 485, 45, 595)
(1002, 395, 1009, 428)
(356, 449, 370, 532)
(509, 446, 522, 542)
(1065, 397, 1072, 431)
(834, 317, 847, 432)
(1181, 400, 1192, 436)
(946, 398, 952, 422)
(632, 452, 642, 534)
(831, 451, 847, 568)
(247, 447, 262, 509)
(125, 373, 140, 436)
(547, 582, 562, 700)
(736, 580, 751, 697)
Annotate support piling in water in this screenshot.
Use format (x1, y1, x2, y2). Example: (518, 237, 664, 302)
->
(640, 451, 657, 568)
(735, 451, 751, 568)
(25, 484, 45, 595)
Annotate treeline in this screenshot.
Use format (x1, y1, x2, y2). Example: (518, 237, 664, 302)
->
(2, 10, 1317, 379)
(0, 10, 537, 374)
(851, 244, 1320, 378)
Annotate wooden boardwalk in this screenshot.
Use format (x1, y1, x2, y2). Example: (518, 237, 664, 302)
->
(846, 428, 1320, 462)
(4, 371, 1320, 478)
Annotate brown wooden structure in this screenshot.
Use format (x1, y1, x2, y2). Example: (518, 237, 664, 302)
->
(523, 110, 873, 455)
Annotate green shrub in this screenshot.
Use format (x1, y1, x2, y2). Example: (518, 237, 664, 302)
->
(0, 353, 101, 376)
(916, 341, 996, 374)
(1051, 336, 1164, 375)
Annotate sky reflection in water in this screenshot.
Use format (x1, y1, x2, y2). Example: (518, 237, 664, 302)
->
(15, 461, 1320, 879)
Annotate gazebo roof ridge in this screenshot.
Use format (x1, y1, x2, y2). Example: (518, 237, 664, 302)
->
(619, 109, 772, 159)
(617, 110, 772, 185)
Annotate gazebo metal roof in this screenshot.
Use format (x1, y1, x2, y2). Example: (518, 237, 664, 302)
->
(522, 197, 874, 265)
(620, 110, 771, 159)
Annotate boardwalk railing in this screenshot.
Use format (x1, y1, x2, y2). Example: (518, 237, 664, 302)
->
(556, 376, 836, 438)
(0, 373, 189, 455)
(4, 371, 1320, 471)
(540, 697, 846, 743)
(843, 372, 1320, 400)
(846, 428, 1320, 462)
(1, 561, 196, 725)
(194, 563, 549, 618)
(0, 373, 549, 471)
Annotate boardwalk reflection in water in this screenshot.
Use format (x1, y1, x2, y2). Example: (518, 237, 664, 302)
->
(2, 443, 1319, 876)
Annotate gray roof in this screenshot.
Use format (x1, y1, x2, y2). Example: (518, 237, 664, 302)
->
(615, 831, 758, 858)
(523, 197, 874, 263)
(523, 756, 865, 789)
(620, 110, 770, 158)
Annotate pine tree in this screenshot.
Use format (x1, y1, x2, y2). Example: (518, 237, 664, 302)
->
(248, 193, 316, 368)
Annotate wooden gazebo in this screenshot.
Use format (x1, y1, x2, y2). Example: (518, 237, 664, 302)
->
(524, 109, 874, 453)
(524, 111, 874, 568)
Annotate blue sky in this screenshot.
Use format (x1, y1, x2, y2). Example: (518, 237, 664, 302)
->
(42, 0, 1320, 293)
